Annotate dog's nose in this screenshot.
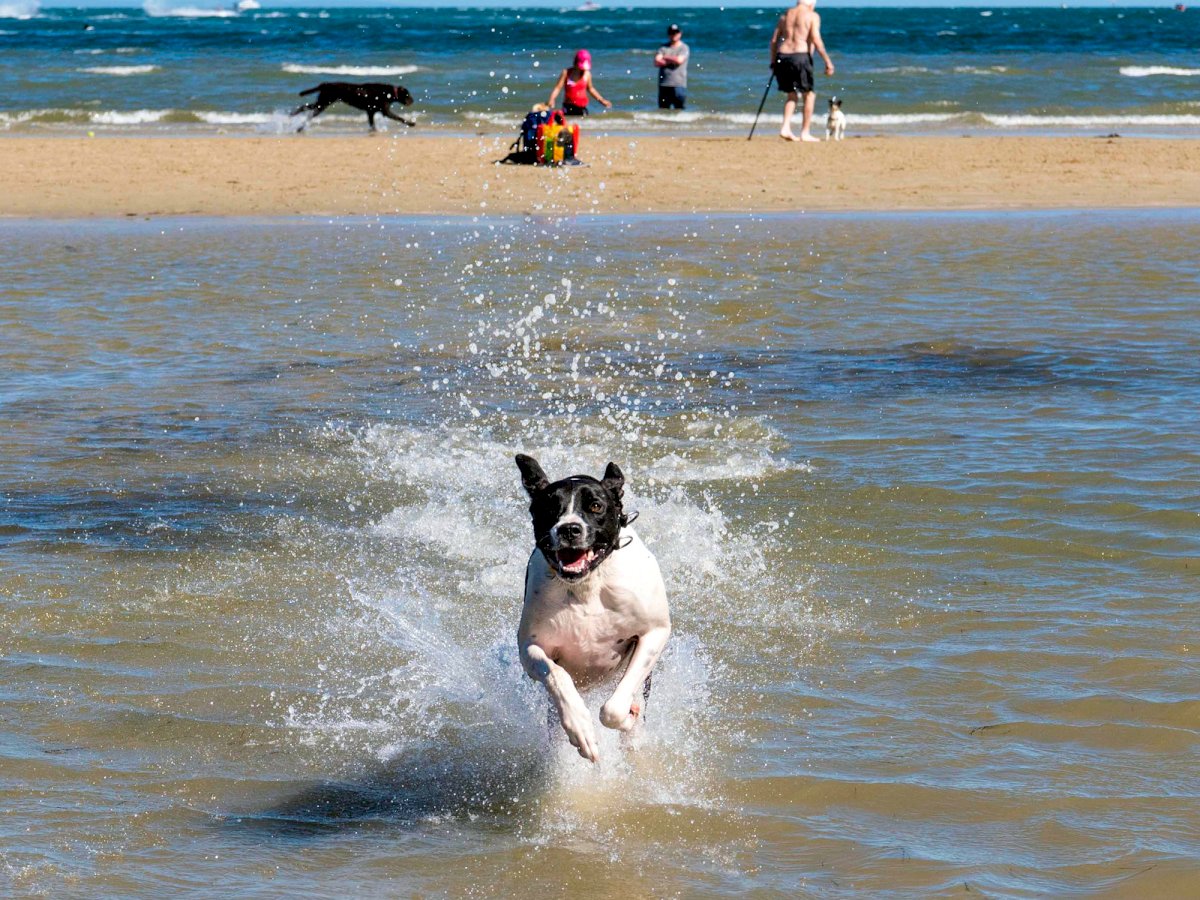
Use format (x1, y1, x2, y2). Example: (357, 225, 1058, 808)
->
(557, 522, 584, 542)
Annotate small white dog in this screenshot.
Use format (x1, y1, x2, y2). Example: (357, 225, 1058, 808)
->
(825, 96, 846, 141)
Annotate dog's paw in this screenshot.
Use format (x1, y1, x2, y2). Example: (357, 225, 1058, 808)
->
(560, 701, 600, 763)
(600, 694, 639, 732)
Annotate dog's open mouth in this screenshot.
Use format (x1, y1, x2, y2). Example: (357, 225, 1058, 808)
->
(555, 547, 597, 576)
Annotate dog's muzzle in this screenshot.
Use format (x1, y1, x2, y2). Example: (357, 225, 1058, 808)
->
(552, 546, 600, 578)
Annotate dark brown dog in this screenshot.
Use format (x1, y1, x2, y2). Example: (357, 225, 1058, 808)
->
(291, 82, 415, 132)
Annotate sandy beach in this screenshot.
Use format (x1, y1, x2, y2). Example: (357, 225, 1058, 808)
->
(4, 135, 1200, 218)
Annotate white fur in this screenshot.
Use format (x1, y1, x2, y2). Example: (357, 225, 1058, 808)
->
(549, 494, 587, 547)
(826, 107, 846, 141)
(518, 528, 670, 763)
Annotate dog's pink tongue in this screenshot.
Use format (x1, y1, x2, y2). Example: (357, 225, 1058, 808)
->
(558, 549, 592, 572)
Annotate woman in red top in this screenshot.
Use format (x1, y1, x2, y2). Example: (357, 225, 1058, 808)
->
(547, 49, 612, 116)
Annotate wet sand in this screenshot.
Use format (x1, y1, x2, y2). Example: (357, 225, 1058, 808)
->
(4, 135, 1200, 218)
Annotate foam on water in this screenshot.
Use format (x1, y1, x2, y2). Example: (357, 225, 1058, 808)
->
(274, 415, 756, 825)
(1120, 65, 1200, 77)
(143, 1, 237, 18)
(282, 63, 421, 77)
(90, 109, 170, 125)
(80, 65, 159, 76)
(0, 0, 37, 18)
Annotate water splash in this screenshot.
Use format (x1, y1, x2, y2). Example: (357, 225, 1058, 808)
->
(0, 0, 38, 19)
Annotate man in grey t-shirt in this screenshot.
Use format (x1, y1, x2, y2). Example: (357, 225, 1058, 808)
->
(655, 23, 689, 110)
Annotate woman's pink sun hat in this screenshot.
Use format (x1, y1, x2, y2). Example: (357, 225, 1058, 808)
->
(574, 49, 591, 71)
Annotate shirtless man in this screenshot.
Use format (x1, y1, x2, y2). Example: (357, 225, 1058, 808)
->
(770, 0, 834, 142)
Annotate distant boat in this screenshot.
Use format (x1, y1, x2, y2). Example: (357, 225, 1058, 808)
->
(576, 2, 601, 11)
(234, 0, 260, 11)
(1175, 3, 1186, 11)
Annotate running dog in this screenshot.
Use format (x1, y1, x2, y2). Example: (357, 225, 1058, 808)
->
(291, 82, 415, 132)
(515, 454, 671, 763)
(825, 96, 846, 141)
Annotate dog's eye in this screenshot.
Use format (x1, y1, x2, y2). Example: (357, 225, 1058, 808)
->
(588, 501, 604, 514)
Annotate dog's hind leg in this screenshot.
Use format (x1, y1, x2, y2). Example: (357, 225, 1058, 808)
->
(294, 98, 332, 133)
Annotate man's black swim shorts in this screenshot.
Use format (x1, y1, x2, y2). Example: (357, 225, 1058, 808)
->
(774, 52, 814, 94)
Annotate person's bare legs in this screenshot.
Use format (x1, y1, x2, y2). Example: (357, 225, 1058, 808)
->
(798, 90, 820, 142)
(780, 90, 800, 140)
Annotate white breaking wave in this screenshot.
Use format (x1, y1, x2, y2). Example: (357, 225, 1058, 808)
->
(954, 65, 1010, 76)
(91, 109, 170, 125)
(845, 112, 961, 126)
(194, 111, 272, 124)
(282, 64, 420, 77)
(1120, 66, 1200, 78)
(0, 0, 38, 18)
(463, 109, 961, 129)
(81, 65, 159, 76)
(982, 113, 1200, 127)
(143, 1, 237, 17)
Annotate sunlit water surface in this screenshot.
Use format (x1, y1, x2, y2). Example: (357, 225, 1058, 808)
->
(1, 211, 1198, 897)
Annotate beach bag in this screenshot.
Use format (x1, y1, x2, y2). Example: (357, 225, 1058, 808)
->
(501, 108, 554, 165)
(535, 111, 581, 166)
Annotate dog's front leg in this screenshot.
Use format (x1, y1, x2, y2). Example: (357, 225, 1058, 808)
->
(600, 625, 670, 732)
(382, 107, 416, 127)
(522, 643, 600, 763)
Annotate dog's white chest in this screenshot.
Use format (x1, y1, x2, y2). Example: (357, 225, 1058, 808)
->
(533, 596, 639, 686)
(519, 530, 667, 689)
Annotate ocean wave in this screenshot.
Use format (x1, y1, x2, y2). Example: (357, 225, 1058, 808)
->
(0, 0, 38, 19)
(982, 113, 1200, 127)
(91, 109, 171, 125)
(862, 65, 935, 75)
(0, 106, 367, 130)
(954, 65, 1010, 75)
(282, 64, 421, 77)
(194, 110, 284, 124)
(467, 109, 964, 129)
(81, 65, 159, 76)
(1120, 66, 1200, 78)
(143, 1, 237, 18)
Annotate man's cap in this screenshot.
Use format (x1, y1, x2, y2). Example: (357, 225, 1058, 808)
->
(667, 23, 682, 33)
(574, 49, 591, 70)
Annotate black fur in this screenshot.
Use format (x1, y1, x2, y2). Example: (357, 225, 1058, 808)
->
(516, 454, 625, 580)
(291, 82, 415, 132)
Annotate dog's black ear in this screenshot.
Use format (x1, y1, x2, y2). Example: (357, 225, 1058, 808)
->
(602, 462, 625, 498)
(516, 454, 550, 496)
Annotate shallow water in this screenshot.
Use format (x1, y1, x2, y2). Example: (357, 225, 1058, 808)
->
(1, 210, 1199, 896)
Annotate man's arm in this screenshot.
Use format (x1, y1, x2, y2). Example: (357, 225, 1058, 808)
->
(811, 14, 834, 75)
(769, 17, 783, 68)
(657, 47, 687, 68)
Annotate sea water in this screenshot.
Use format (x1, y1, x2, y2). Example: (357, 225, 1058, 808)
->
(1, 6, 1199, 137)
(1, 210, 1198, 895)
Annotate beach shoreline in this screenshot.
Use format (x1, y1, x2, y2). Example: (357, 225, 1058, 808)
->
(5, 135, 1200, 218)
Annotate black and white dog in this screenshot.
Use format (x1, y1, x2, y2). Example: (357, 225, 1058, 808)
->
(826, 96, 846, 141)
(515, 454, 670, 763)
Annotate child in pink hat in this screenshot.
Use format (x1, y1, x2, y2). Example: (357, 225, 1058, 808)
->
(548, 49, 612, 116)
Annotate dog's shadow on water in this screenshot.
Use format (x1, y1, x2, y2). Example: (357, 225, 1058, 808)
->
(223, 741, 550, 838)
